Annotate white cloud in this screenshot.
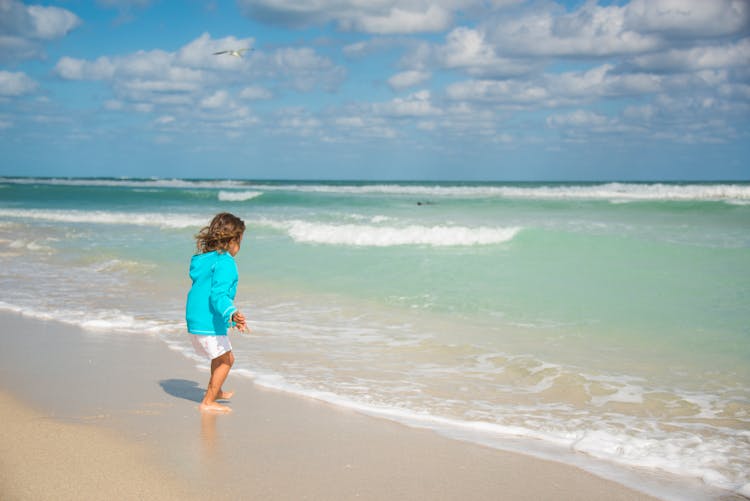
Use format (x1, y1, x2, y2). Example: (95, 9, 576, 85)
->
(485, 3, 661, 58)
(417, 120, 436, 131)
(0, 0, 81, 41)
(54, 33, 344, 108)
(95, 0, 153, 24)
(388, 70, 430, 90)
(133, 103, 153, 113)
(446, 79, 548, 106)
(335, 116, 366, 128)
(176, 32, 255, 70)
(332, 114, 398, 139)
(440, 28, 496, 67)
(374, 89, 442, 117)
(629, 38, 750, 73)
(480, 0, 749, 61)
(342, 37, 419, 59)
(7, 0, 748, 157)
(26, 4, 81, 39)
(238, 0, 450, 33)
(240, 86, 273, 100)
(237, 0, 520, 34)
(154, 115, 175, 125)
(349, 5, 451, 34)
(547, 110, 610, 128)
(276, 108, 322, 136)
(104, 99, 124, 110)
(494, 133, 513, 144)
(280, 116, 321, 129)
(393, 0, 748, 124)
(121, 79, 200, 94)
(56, 56, 116, 80)
(55, 35, 240, 87)
(0, 35, 37, 61)
(49, 33, 343, 144)
(263, 47, 346, 91)
(624, 0, 749, 39)
(0, 70, 38, 96)
(437, 27, 533, 78)
(550, 65, 662, 98)
(445, 64, 663, 109)
(56, 50, 204, 105)
(664, 69, 731, 95)
(545, 109, 651, 142)
(201, 90, 230, 109)
(543, 88, 744, 144)
(399, 26, 534, 81)
(719, 82, 750, 101)
(623, 104, 655, 121)
(0, 0, 81, 61)
(97, 0, 152, 9)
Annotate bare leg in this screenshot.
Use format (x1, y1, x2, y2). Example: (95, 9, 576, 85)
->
(200, 351, 233, 413)
(217, 351, 235, 400)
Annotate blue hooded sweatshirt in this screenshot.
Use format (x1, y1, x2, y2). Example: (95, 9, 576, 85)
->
(186, 251, 238, 335)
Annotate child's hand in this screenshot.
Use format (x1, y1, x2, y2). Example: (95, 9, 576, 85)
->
(232, 311, 250, 333)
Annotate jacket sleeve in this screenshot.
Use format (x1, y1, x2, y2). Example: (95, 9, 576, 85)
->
(210, 256, 238, 327)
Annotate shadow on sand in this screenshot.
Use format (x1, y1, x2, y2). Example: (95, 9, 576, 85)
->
(159, 378, 204, 403)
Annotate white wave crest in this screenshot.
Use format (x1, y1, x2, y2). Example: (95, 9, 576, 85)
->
(0, 177, 246, 190)
(0, 209, 204, 229)
(243, 182, 750, 202)
(4, 177, 749, 202)
(218, 190, 263, 202)
(0, 238, 55, 253)
(257, 219, 521, 246)
(0, 301, 180, 334)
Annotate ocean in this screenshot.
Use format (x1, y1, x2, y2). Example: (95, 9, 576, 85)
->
(0, 177, 748, 499)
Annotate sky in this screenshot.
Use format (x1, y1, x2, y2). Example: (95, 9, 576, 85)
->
(0, 0, 749, 181)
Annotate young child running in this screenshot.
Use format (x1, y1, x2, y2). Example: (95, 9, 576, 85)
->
(186, 212, 249, 413)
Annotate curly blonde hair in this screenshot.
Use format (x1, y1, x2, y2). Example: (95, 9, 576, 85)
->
(195, 212, 246, 254)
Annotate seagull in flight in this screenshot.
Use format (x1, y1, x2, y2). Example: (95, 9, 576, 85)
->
(213, 48, 253, 57)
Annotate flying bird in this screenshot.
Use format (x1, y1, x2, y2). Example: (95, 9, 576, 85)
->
(213, 48, 253, 57)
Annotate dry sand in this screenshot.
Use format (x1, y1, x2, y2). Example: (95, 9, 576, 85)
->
(0, 390, 196, 501)
(0, 311, 669, 500)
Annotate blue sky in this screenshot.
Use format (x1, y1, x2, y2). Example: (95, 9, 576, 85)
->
(1, 0, 748, 181)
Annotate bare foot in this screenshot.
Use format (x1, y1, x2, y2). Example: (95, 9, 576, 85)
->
(217, 390, 234, 400)
(199, 402, 232, 413)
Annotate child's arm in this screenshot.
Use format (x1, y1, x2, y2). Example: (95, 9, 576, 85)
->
(210, 257, 239, 329)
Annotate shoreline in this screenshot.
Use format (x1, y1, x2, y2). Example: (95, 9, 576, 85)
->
(0, 311, 733, 500)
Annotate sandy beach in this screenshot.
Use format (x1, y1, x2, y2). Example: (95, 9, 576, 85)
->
(0, 311, 697, 500)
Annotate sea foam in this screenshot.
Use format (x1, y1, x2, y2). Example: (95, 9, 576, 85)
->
(0, 301, 180, 334)
(0, 177, 245, 190)
(241, 182, 750, 202)
(4, 177, 749, 203)
(257, 219, 521, 246)
(211, 359, 740, 501)
(0, 209, 204, 229)
(218, 190, 263, 202)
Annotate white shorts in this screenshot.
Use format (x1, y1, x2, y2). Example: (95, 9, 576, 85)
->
(191, 334, 232, 360)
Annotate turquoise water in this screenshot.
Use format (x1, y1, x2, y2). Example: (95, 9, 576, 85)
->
(1, 178, 749, 498)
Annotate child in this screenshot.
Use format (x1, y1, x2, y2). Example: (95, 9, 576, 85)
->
(186, 212, 249, 413)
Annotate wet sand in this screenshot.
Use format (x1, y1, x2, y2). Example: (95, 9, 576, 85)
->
(0, 311, 666, 500)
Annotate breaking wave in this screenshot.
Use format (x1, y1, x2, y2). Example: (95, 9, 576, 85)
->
(245, 182, 750, 202)
(0, 209, 203, 229)
(218, 190, 263, 202)
(256, 219, 521, 247)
